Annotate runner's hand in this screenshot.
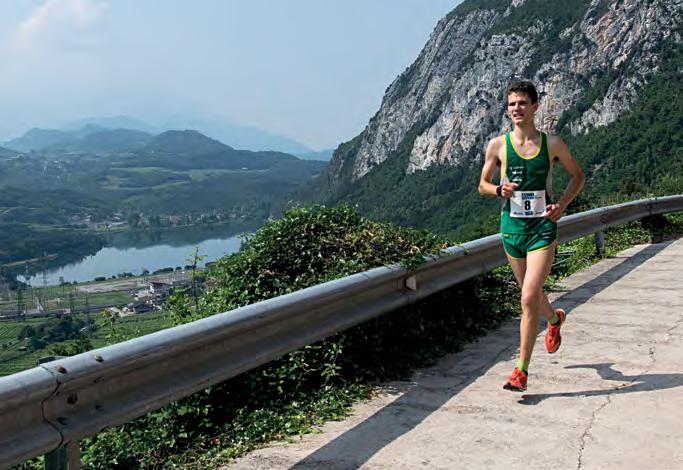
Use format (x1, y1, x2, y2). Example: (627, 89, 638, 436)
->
(544, 203, 564, 222)
(500, 182, 518, 198)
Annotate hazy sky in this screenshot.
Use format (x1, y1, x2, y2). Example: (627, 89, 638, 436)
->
(0, 0, 460, 149)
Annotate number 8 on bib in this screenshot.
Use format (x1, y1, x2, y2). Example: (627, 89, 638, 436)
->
(510, 190, 546, 218)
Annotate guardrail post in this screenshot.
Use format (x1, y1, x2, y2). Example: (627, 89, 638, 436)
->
(44, 442, 80, 470)
(39, 356, 81, 470)
(595, 230, 605, 257)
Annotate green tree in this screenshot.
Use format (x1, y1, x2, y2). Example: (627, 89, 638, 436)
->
(50, 335, 93, 356)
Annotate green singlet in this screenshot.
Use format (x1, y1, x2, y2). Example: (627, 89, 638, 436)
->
(500, 131, 557, 258)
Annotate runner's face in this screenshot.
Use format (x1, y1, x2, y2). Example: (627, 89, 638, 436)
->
(507, 92, 538, 125)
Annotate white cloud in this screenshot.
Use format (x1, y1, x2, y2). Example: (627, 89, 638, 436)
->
(13, 0, 107, 53)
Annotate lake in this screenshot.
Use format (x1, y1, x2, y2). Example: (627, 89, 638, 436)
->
(19, 224, 254, 286)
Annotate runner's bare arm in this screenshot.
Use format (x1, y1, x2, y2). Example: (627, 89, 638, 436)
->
(479, 136, 517, 197)
(545, 135, 585, 221)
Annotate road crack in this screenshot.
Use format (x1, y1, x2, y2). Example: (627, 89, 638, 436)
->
(576, 393, 612, 470)
(577, 313, 683, 469)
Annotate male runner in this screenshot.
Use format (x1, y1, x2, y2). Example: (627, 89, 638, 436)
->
(478, 81, 585, 391)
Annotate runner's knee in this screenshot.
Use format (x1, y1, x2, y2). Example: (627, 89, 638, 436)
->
(521, 289, 542, 311)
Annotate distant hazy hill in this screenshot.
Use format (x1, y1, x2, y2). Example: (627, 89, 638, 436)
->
(5, 125, 155, 154)
(65, 116, 157, 133)
(294, 149, 334, 161)
(5, 116, 318, 156)
(69, 115, 315, 154)
(207, 125, 311, 154)
(161, 117, 314, 154)
(3, 127, 96, 152)
(46, 129, 155, 153)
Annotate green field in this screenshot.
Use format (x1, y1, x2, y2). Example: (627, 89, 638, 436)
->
(101, 166, 272, 190)
(0, 311, 173, 376)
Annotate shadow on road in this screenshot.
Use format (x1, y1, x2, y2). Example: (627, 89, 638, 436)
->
(518, 363, 683, 405)
(291, 340, 517, 469)
(291, 241, 674, 469)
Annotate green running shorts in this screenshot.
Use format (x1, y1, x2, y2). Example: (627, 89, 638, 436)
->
(502, 227, 557, 259)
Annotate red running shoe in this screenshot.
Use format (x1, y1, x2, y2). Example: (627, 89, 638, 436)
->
(545, 308, 566, 354)
(503, 367, 527, 392)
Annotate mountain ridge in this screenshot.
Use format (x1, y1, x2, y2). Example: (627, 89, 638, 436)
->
(4, 115, 316, 155)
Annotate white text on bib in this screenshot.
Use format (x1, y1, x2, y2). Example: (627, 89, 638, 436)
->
(510, 190, 546, 218)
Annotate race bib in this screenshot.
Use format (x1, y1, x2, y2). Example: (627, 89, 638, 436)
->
(510, 190, 546, 218)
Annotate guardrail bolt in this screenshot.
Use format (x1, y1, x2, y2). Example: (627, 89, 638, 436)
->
(56, 366, 68, 374)
(94, 355, 104, 362)
(67, 394, 79, 405)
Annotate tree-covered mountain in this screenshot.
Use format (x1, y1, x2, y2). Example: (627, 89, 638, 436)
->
(3, 127, 93, 152)
(307, 0, 682, 238)
(137, 130, 300, 170)
(144, 130, 231, 156)
(3, 124, 151, 154)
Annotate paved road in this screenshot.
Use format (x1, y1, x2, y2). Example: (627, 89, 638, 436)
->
(228, 238, 683, 470)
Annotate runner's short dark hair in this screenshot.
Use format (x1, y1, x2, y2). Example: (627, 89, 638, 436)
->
(507, 81, 538, 103)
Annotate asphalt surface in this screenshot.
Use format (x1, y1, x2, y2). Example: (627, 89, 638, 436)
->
(227, 238, 683, 470)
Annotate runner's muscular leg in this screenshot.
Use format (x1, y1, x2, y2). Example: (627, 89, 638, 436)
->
(507, 252, 554, 315)
(506, 255, 526, 287)
(519, 242, 556, 363)
(532, 242, 558, 322)
(507, 254, 530, 367)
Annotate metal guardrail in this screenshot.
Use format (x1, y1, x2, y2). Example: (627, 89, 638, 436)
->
(1, 195, 682, 468)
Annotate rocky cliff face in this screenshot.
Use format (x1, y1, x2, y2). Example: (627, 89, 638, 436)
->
(331, 0, 681, 183)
